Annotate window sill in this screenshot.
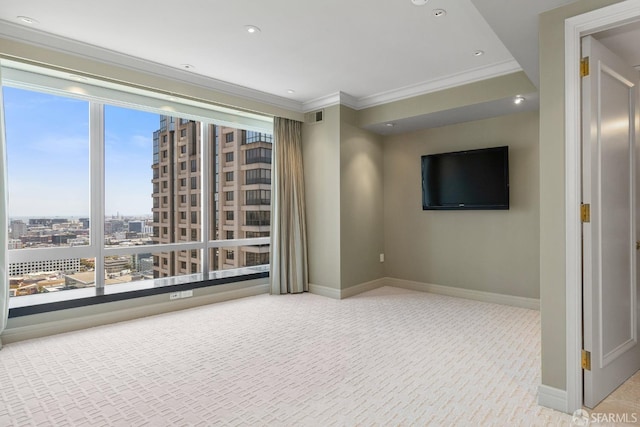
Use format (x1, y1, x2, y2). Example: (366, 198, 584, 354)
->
(8, 265, 269, 318)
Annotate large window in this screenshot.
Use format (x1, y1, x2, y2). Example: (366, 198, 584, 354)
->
(3, 65, 273, 307)
(245, 169, 271, 185)
(245, 147, 272, 165)
(246, 190, 271, 206)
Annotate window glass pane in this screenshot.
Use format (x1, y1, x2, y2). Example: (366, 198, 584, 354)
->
(151, 250, 202, 280)
(214, 127, 272, 247)
(105, 105, 159, 247)
(105, 113, 202, 245)
(4, 87, 90, 249)
(9, 257, 95, 298)
(208, 245, 269, 276)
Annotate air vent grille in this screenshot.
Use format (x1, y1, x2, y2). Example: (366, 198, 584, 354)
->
(305, 109, 324, 124)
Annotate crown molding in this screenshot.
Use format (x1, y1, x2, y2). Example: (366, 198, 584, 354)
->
(302, 92, 341, 112)
(300, 60, 522, 112)
(302, 91, 359, 112)
(355, 59, 522, 109)
(0, 20, 303, 113)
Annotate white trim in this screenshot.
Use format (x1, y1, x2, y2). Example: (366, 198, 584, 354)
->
(301, 61, 522, 112)
(356, 59, 522, 110)
(537, 385, 568, 413)
(1, 64, 274, 133)
(341, 278, 386, 299)
(308, 283, 341, 299)
(1, 281, 269, 345)
(563, 0, 640, 414)
(387, 278, 540, 310)
(309, 278, 386, 299)
(302, 92, 342, 113)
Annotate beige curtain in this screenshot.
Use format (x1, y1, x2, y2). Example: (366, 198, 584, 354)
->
(0, 63, 9, 349)
(270, 117, 308, 294)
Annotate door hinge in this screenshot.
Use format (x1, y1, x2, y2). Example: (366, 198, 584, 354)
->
(582, 349, 591, 371)
(581, 203, 591, 223)
(581, 57, 590, 77)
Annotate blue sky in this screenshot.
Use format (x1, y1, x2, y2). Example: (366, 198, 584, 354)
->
(3, 86, 159, 218)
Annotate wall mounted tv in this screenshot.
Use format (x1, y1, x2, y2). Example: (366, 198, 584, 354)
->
(421, 146, 509, 210)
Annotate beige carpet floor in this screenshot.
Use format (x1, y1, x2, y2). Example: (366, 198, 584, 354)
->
(0, 286, 573, 426)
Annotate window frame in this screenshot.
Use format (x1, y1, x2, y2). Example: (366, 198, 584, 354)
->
(3, 62, 273, 312)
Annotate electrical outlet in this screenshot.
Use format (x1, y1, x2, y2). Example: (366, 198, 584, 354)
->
(180, 290, 193, 298)
(379, 253, 385, 263)
(169, 292, 180, 300)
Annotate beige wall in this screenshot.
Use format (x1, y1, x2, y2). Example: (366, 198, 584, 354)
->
(383, 110, 539, 298)
(302, 105, 342, 289)
(301, 105, 386, 291)
(340, 106, 385, 289)
(538, 0, 623, 391)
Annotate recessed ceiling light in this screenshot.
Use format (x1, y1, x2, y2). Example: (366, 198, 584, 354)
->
(385, 123, 395, 128)
(17, 16, 38, 24)
(411, 0, 429, 5)
(473, 50, 485, 57)
(245, 25, 261, 34)
(180, 64, 195, 70)
(287, 89, 295, 94)
(514, 96, 525, 105)
(432, 9, 446, 17)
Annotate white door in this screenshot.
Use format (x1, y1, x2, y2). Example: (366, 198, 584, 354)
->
(582, 35, 640, 409)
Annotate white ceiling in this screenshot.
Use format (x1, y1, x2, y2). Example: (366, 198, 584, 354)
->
(0, 0, 578, 128)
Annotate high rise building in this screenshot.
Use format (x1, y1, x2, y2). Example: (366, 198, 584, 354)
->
(128, 220, 144, 233)
(151, 116, 272, 278)
(9, 220, 27, 239)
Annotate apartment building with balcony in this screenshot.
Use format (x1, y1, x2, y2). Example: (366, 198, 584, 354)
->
(151, 116, 271, 278)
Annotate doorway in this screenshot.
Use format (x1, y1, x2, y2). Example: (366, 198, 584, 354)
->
(580, 32, 640, 409)
(565, 0, 640, 414)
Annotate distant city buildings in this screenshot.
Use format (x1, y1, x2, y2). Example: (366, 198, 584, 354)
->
(7, 216, 154, 296)
(7, 117, 272, 297)
(9, 258, 81, 277)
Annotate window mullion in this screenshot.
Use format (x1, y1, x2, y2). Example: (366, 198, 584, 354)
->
(201, 123, 210, 275)
(90, 102, 106, 295)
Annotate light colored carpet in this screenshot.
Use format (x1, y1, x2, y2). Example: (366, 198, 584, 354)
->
(0, 286, 572, 426)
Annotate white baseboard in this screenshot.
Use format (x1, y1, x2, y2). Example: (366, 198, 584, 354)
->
(1, 282, 269, 345)
(386, 277, 540, 310)
(308, 283, 341, 299)
(538, 384, 568, 413)
(341, 278, 386, 298)
(309, 278, 386, 300)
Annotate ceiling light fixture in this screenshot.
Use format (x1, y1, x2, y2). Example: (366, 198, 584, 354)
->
(432, 9, 446, 17)
(411, 0, 429, 5)
(514, 96, 525, 105)
(17, 16, 38, 24)
(180, 64, 195, 70)
(385, 123, 395, 128)
(245, 25, 261, 34)
(287, 89, 295, 94)
(473, 50, 484, 57)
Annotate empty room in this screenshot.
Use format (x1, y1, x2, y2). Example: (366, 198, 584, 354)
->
(1, 0, 639, 425)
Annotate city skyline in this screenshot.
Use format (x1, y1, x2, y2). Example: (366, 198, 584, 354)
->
(3, 86, 161, 217)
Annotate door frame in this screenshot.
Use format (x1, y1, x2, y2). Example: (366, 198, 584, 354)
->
(564, 0, 640, 413)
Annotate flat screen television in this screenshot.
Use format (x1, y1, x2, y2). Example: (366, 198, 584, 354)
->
(421, 146, 509, 210)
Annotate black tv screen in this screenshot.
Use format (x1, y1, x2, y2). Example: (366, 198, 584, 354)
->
(421, 146, 509, 210)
